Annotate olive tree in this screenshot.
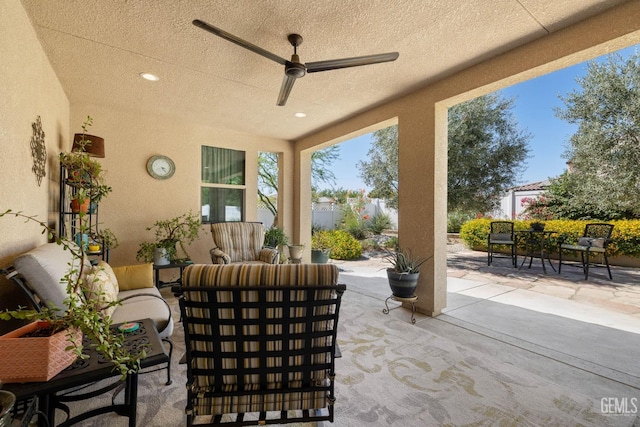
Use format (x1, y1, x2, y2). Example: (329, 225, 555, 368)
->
(359, 93, 531, 214)
(549, 52, 640, 219)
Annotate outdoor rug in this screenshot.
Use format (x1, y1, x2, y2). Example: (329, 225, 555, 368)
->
(51, 286, 636, 426)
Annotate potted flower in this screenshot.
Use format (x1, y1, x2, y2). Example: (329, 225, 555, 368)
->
(311, 230, 332, 264)
(383, 247, 430, 298)
(0, 210, 145, 382)
(136, 211, 203, 265)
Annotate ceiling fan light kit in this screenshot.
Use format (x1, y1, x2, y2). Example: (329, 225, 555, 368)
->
(193, 19, 399, 106)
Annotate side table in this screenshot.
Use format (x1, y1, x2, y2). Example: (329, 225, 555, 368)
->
(4, 318, 169, 427)
(383, 295, 418, 324)
(516, 230, 557, 274)
(153, 261, 192, 289)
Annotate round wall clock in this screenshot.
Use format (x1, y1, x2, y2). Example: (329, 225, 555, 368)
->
(146, 155, 175, 180)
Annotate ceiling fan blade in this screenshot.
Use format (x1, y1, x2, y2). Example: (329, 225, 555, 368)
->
(306, 52, 399, 73)
(277, 75, 297, 106)
(193, 19, 288, 65)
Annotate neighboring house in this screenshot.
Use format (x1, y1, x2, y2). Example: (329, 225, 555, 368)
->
(494, 180, 550, 219)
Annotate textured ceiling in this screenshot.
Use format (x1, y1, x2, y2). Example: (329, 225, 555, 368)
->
(20, 0, 628, 141)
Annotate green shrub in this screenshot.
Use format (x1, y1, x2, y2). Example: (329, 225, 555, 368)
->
(311, 230, 332, 250)
(459, 218, 640, 258)
(447, 210, 475, 233)
(368, 213, 392, 235)
(323, 230, 362, 260)
(385, 236, 398, 249)
(360, 238, 379, 251)
(343, 216, 369, 240)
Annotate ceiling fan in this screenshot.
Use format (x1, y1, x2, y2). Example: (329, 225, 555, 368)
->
(193, 19, 399, 106)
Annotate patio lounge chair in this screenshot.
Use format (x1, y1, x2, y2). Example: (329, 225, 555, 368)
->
(179, 263, 346, 426)
(209, 222, 279, 264)
(558, 223, 614, 280)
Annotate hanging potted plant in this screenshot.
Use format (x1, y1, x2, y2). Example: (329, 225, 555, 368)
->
(0, 210, 146, 383)
(136, 211, 203, 265)
(383, 247, 430, 298)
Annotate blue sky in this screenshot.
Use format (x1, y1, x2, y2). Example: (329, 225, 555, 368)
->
(326, 44, 638, 192)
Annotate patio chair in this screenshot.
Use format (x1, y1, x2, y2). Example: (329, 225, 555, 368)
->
(487, 221, 517, 268)
(179, 263, 346, 426)
(558, 223, 614, 280)
(209, 222, 279, 264)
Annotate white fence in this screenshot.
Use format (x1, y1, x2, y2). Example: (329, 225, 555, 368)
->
(257, 198, 398, 231)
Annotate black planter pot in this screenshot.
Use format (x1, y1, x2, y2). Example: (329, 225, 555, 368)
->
(311, 249, 331, 263)
(386, 269, 419, 298)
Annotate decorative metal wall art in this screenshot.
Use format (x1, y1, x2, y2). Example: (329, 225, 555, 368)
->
(30, 116, 46, 186)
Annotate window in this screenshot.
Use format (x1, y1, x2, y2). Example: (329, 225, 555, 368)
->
(201, 146, 245, 223)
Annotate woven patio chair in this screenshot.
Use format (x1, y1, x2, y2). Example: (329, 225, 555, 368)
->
(487, 221, 517, 268)
(558, 223, 614, 280)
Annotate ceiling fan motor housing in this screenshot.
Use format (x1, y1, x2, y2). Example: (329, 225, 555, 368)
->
(285, 55, 306, 78)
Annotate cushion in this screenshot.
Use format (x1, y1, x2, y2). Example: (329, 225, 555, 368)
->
(111, 287, 173, 338)
(111, 263, 154, 290)
(85, 261, 119, 318)
(578, 237, 592, 246)
(13, 243, 90, 313)
(577, 237, 606, 247)
(489, 233, 512, 242)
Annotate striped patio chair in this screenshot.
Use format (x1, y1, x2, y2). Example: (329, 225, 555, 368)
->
(179, 263, 346, 426)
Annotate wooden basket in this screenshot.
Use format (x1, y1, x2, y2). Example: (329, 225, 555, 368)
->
(0, 321, 81, 383)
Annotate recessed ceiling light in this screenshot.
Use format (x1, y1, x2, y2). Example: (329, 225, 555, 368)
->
(294, 112, 306, 118)
(140, 72, 159, 81)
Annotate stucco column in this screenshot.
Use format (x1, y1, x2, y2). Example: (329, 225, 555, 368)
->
(397, 103, 447, 316)
(292, 149, 313, 263)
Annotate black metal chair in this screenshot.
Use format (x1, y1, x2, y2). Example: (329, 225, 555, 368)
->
(558, 223, 614, 280)
(487, 221, 517, 267)
(179, 264, 345, 426)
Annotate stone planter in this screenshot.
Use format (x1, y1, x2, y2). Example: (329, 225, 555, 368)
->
(288, 245, 305, 261)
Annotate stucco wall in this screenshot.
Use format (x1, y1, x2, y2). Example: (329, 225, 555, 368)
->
(0, 0, 70, 331)
(68, 104, 292, 267)
(0, 0, 70, 263)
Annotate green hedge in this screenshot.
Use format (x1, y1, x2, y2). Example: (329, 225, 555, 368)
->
(459, 219, 640, 258)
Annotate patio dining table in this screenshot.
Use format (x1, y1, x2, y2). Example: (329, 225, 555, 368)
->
(516, 229, 557, 274)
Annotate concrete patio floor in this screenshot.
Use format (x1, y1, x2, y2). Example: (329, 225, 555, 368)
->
(333, 246, 640, 419)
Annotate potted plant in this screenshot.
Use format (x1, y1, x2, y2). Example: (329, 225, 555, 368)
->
(383, 247, 430, 298)
(87, 228, 119, 253)
(60, 117, 111, 213)
(530, 221, 545, 231)
(0, 210, 146, 382)
(264, 226, 289, 263)
(136, 211, 203, 265)
(311, 230, 332, 263)
(287, 244, 305, 262)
